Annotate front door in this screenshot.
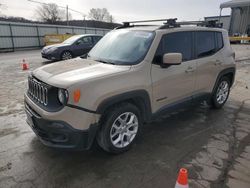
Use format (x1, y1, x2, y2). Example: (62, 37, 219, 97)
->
(151, 31, 197, 113)
(74, 36, 93, 56)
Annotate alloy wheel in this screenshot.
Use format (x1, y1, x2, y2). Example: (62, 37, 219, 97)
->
(216, 81, 229, 104)
(110, 112, 139, 148)
(62, 51, 72, 60)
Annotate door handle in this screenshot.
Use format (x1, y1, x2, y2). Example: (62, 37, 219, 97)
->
(214, 60, 222, 66)
(185, 66, 195, 73)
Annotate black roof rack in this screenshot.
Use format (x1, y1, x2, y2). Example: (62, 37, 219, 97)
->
(115, 18, 223, 30)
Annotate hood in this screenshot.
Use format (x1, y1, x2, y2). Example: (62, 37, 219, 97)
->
(32, 58, 131, 88)
(43, 43, 70, 50)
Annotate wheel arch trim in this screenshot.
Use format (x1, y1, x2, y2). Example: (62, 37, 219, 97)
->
(213, 67, 236, 93)
(96, 90, 152, 122)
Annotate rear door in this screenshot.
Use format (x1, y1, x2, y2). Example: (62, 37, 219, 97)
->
(151, 31, 197, 112)
(194, 31, 224, 94)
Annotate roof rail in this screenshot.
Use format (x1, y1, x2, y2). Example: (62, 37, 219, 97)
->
(160, 20, 223, 29)
(115, 18, 177, 29)
(115, 18, 223, 30)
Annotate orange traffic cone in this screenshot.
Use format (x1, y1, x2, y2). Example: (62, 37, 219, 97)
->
(22, 59, 29, 70)
(175, 168, 189, 188)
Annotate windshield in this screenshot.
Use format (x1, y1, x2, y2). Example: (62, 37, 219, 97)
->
(88, 30, 155, 65)
(63, 35, 82, 44)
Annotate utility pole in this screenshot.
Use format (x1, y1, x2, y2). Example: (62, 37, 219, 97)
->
(66, 5, 69, 26)
(110, 15, 113, 23)
(83, 15, 86, 27)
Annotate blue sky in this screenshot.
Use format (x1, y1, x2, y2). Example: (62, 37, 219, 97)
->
(1, 0, 231, 23)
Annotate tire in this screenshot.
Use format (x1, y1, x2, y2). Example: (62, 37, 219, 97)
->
(211, 77, 231, 109)
(61, 51, 73, 60)
(97, 103, 142, 154)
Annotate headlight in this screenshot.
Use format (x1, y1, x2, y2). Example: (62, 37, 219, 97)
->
(47, 47, 58, 53)
(58, 89, 69, 105)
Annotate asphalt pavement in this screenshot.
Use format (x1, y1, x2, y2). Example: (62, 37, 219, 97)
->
(0, 47, 250, 188)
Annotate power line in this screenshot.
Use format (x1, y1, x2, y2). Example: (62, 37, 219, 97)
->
(28, 0, 65, 9)
(69, 7, 86, 16)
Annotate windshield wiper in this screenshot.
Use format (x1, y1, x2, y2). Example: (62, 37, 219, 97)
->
(95, 59, 115, 65)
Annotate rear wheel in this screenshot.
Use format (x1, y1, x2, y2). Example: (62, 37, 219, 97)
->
(61, 51, 73, 60)
(97, 103, 141, 154)
(211, 77, 231, 109)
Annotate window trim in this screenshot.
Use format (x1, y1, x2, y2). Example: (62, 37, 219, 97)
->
(215, 32, 224, 52)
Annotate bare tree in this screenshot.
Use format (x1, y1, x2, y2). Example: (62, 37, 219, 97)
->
(88, 8, 114, 22)
(36, 3, 64, 23)
(0, 3, 7, 15)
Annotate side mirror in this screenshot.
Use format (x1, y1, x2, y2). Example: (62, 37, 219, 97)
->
(163, 53, 182, 66)
(75, 40, 82, 45)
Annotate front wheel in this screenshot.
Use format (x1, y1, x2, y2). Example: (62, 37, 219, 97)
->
(61, 51, 73, 60)
(97, 103, 141, 154)
(211, 77, 231, 109)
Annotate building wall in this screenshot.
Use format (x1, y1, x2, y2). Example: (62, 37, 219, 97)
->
(230, 6, 250, 35)
(0, 21, 110, 51)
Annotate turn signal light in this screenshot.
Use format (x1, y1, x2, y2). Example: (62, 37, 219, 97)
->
(73, 89, 81, 103)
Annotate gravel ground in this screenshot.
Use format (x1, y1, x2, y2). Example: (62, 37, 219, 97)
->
(0, 45, 250, 188)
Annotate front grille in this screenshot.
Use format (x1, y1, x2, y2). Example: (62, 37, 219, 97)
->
(28, 76, 48, 106)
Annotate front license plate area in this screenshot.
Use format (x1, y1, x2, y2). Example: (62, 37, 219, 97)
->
(26, 110, 34, 128)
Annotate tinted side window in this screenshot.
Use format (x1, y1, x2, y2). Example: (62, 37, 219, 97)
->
(196, 31, 216, 58)
(153, 32, 193, 64)
(82, 36, 92, 44)
(216, 32, 224, 50)
(93, 36, 102, 44)
(164, 32, 193, 62)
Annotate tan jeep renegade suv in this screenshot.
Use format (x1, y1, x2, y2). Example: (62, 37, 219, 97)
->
(25, 19, 236, 153)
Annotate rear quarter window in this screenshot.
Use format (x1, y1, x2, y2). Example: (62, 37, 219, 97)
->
(216, 32, 224, 50)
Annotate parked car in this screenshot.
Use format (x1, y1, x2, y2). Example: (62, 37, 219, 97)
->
(25, 19, 236, 154)
(41, 34, 103, 61)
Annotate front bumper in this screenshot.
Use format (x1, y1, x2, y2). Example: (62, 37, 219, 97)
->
(41, 51, 59, 61)
(25, 102, 98, 150)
